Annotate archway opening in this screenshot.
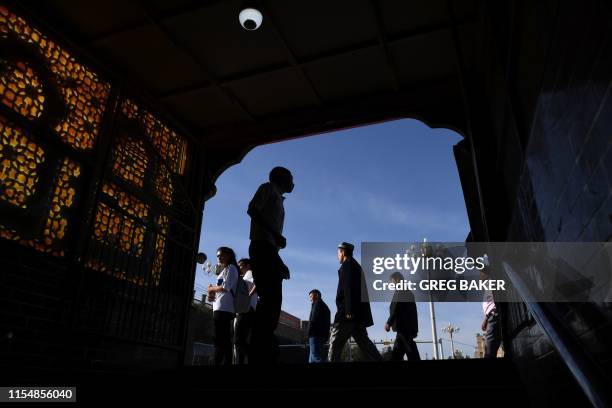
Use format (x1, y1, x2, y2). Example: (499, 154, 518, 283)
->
(190, 117, 488, 363)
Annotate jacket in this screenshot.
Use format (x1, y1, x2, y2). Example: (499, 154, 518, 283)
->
(387, 289, 418, 337)
(334, 257, 374, 327)
(308, 299, 331, 339)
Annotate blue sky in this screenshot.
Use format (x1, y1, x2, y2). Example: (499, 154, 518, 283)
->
(195, 118, 485, 358)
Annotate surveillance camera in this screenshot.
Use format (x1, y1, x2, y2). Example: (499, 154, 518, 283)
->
(239, 7, 263, 31)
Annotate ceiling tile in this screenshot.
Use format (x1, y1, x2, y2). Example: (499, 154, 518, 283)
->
(227, 68, 320, 116)
(304, 47, 394, 101)
(266, 0, 378, 60)
(93, 26, 207, 94)
(161, 87, 250, 128)
(390, 30, 456, 85)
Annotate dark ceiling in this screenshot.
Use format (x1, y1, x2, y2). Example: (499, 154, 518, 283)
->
(18, 0, 482, 174)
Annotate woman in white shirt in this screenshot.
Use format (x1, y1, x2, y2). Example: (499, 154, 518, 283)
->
(207, 246, 239, 365)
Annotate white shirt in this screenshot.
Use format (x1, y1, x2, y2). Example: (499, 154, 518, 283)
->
(213, 264, 238, 313)
(242, 270, 257, 311)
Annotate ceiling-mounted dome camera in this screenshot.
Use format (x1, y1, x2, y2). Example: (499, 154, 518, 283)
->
(239, 7, 263, 31)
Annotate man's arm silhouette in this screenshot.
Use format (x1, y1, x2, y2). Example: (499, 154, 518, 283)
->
(342, 265, 354, 320)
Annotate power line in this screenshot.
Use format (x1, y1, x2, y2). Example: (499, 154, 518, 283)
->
(441, 337, 476, 349)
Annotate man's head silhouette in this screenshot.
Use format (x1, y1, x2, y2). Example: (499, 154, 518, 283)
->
(269, 166, 294, 193)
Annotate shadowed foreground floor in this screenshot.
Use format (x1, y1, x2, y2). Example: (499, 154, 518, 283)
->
(11, 359, 534, 405)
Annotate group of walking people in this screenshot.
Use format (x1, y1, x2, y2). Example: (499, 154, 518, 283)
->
(206, 166, 422, 365)
(207, 240, 422, 364)
(207, 165, 503, 364)
(306, 243, 421, 363)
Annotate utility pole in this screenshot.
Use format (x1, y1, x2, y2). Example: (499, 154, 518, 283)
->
(439, 338, 444, 359)
(423, 238, 439, 359)
(442, 323, 460, 359)
(429, 301, 439, 359)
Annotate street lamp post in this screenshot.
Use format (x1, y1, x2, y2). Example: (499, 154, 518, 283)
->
(442, 323, 460, 359)
(429, 299, 439, 359)
(423, 238, 440, 360)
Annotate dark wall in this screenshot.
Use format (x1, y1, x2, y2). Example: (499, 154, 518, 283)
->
(468, 0, 612, 404)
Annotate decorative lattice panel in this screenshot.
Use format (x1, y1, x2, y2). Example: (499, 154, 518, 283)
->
(100, 182, 148, 219)
(0, 59, 45, 120)
(0, 155, 80, 257)
(0, 119, 45, 208)
(112, 133, 149, 189)
(0, 6, 197, 351)
(0, 5, 112, 258)
(83, 96, 191, 286)
(0, 6, 111, 150)
(120, 99, 187, 175)
(87, 183, 149, 282)
(87, 182, 160, 286)
(121, 98, 138, 120)
(0, 6, 193, 304)
(153, 164, 173, 206)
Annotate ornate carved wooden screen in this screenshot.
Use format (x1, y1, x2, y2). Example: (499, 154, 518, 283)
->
(0, 4, 203, 369)
(79, 97, 197, 348)
(0, 6, 111, 256)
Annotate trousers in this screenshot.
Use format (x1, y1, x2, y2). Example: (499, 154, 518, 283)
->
(391, 332, 421, 361)
(485, 311, 502, 358)
(328, 322, 382, 362)
(249, 240, 284, 364)
(213, 311, 234, 365)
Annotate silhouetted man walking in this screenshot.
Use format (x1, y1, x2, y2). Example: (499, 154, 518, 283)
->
(308, 289, 331, 363)
(328, 242, 382, 362)
(385, 272, 420, 361)
(247, 167, 293, 364)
